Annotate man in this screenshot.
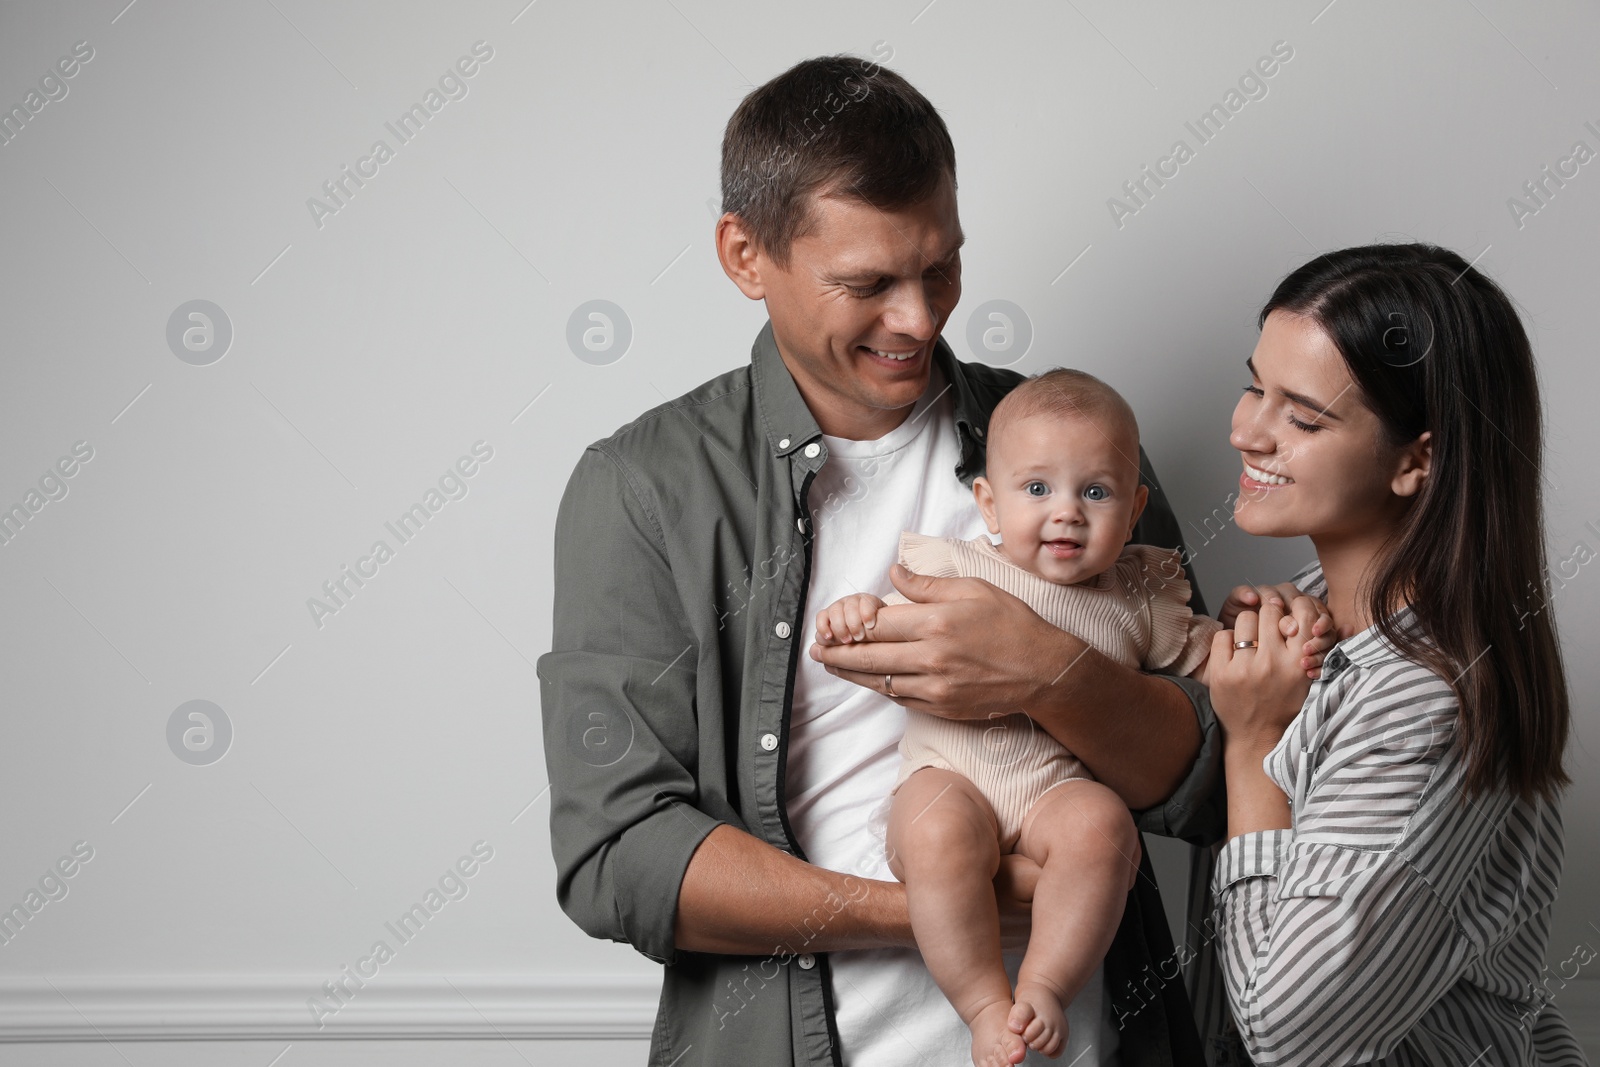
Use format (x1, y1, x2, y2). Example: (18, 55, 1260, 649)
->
(537, 55, 1223, 1066)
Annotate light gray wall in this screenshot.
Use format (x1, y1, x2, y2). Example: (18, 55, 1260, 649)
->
(1, 0, 1595, 1059)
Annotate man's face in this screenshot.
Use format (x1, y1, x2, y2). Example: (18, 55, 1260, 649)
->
(750, 176, 963, 439)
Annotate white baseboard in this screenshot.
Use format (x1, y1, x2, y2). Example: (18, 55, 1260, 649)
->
(8, 973, 1590, 1050)
(0, 974, 660, 1041)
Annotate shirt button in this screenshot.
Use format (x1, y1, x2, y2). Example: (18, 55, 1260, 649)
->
(796, 517, 807, 534)
(974, 425, 985, 439)
(798, 953, 816, 970)
(804, 443, 821, 458)
(775, 621, 791, 639)
(760, 733, 778, 751)
(778, 437, 790, 449)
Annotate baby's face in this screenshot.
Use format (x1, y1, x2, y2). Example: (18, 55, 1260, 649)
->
(975, 412, 1148, 585)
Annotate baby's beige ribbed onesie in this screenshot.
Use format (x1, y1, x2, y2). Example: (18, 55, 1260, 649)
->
(882, 532, 1220, 850)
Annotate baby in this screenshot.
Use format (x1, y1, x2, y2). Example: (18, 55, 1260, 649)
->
(817, 369, 1222, 1067)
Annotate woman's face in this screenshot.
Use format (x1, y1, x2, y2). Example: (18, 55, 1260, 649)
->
(1230, 309, 1418, 541)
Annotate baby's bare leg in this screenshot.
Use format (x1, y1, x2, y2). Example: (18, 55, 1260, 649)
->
(1007, 779, 1141, 1057)
(887, 768, 1027, 1067)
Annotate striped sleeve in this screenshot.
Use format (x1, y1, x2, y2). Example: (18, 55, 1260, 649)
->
(1210, 667, 1474, 1066)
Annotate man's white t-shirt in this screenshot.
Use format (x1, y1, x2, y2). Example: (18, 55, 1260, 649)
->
(784, 364, 1116, 1067)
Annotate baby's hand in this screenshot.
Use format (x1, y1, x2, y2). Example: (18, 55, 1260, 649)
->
(1291, 600, 1339, 680)
(816, 592, 885, 645)
(1220, 584, 1338, 679)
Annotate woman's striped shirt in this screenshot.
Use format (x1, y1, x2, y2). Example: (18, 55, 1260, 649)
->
(1208, 561, 1587, 1065)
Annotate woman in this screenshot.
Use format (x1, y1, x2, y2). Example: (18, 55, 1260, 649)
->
(1206, 243, 1585, 1065)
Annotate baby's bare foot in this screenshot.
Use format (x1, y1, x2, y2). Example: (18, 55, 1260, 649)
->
(1009, 981, 1068, 1057)
(970, 1000, 1028, 1067)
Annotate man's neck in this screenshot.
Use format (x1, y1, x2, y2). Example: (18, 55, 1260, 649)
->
(813, 397, 916, 441)
(779, 357, 932, 441)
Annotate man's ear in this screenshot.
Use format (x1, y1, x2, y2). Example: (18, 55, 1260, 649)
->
(973, 476, 1001, 535)
(715, 213, 766, 300)
(1125, 483, 1150, 542)
(1391, 431, 1432, 498)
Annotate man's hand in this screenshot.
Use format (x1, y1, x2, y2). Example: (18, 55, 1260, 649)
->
(808, 564, 1069, 719)
(816, 592, 886, 646)
(1219, 583, 1339, 679)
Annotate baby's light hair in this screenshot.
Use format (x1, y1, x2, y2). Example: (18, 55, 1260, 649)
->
(987, 368, 1140, 463)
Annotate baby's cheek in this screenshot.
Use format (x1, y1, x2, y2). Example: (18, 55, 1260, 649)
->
(1086, 527, 1126, 568)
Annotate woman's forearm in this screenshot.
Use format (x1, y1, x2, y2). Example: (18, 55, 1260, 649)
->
(1223, 741, 1293, 839)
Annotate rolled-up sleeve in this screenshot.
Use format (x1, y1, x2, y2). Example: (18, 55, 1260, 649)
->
(1126, 449, 1226, 847)
(1133, 672, 1225, 846)
(536, 446, 723, 965)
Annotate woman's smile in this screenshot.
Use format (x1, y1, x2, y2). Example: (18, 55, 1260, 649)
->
(1240, 460, 1294, 490)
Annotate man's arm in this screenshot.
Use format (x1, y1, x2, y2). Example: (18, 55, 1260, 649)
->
(675, 825, 912, 954)
(537, 447, 724, 964)
(1120, 448, 1224, 843)
(540, 447, 964, 961)
(1024, 632, 1201, 810)
(677, 827, 1041, 954)
(817, 586, 1197, 809)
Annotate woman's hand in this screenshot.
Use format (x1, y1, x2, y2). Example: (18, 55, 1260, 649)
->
(1219, 583, 1338, 679)
(1210, 594, 1324, 753)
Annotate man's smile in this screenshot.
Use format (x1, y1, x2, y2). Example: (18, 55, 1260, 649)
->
(857, 343, 926, 367)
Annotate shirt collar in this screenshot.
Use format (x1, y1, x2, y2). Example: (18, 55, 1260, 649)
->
(750, 319, 989, 462)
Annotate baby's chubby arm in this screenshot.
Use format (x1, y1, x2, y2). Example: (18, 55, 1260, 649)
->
(815, 592, 886, 645)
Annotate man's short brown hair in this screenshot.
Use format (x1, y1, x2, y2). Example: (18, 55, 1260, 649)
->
(720, 54, 957, 268)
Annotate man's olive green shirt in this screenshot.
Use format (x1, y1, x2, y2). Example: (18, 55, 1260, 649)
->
(536, 322, 1225, 1066)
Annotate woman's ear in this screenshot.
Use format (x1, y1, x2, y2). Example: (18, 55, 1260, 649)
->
(1391, 431, 1432, 498)
(973, 476, 1001, 535)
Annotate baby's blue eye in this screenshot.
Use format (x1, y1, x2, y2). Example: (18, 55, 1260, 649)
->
(1025, 481, 1048, 497)
(1084, 484, 1110, 502)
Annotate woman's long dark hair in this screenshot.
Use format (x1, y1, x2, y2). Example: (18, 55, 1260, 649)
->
(1261, 243, 1569, 802)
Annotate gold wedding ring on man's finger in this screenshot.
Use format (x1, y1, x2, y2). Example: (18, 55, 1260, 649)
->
(884, 674, 897, 697)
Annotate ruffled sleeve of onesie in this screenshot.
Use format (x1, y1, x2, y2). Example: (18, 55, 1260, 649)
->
(1115, 544, 1222, 677)
(881, 531, 966, 606)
